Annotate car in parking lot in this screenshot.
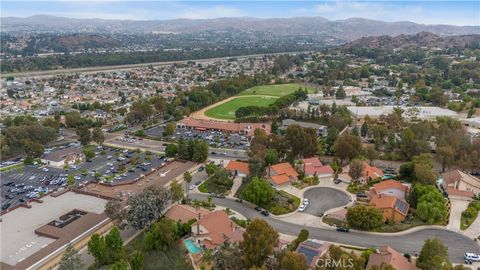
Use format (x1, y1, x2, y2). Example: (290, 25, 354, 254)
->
(28, 176, 36, 180)
(2, 203, 11, 210)
(464, 253, 480, 263)
(42, 167, 49, 172)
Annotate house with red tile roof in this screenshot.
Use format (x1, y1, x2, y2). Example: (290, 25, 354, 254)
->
(165, 204, 210, 223)
(366, 246, 417, 270)
(370, 194, 409, 223)
(441, 170, 480, 199)
(225, 160, 250, 177)
(369, 180, 409, 200)
(191, 210, 244, 250)
(341, 161, 383, 183)
(300, 157, 334, 178)
(268, 162, 299, 186)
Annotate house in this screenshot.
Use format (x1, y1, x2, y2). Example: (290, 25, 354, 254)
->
(370, 194, 409, 223)
(341, 161, 383, 183)
(442, 170, 480, 199)
(225, 160, 250, 177)
(281, 119, 327, 137)
(41, 147, 84, 168)
(295, 240, 331, 269)
(165, 204, 210, 223)
(366, 246, 417, 270)
(268, 162, 299, 186)
(300, 157, 334, 178)
(191, 210, 244, 250)
(369, 180, 409, 200)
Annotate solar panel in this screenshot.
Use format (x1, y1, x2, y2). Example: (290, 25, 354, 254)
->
(297, 246, 318, 264)
(395, 199, 408, 214)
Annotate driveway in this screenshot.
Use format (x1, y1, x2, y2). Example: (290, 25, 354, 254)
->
(303, 187, 351, 216)
(189, 194, 480, 263)
(448, 198, 470, 231)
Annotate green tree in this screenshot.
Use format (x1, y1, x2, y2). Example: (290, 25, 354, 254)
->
(416, 188, 448, 224)
(105, 226, 124, 263)
(242, 177, 275, 207)
(435, 146, 455, 172)
(165, 144, 178, 157)
(170, 180, 184, 202)
(58, 245, 84, 270)
(360, 122, 369, 137)
(109, 259, 129, 270)
(76, 126, 92, 146)
(92, 127, 105, 145)
(348, 159, 364, 182)
(205, 163, 217, 176)
(126, 186, 170, 229)
(163, 122, 176, 136)
(144, 218, 179, 251)
(130, 250, 144, 270)
(265, 148, 279, 166)
(67, 175, 75, 186)
(288, 229, 309, 251)
(335, 86, 346, 99)
(346, 205, 384, 230)
(183, 171, 192, 199)
(334, 134, 363, 164)
(192, 140, 209, 162)
(363, 145, 379, 165)
(87, 234, 108, 266)
(83, 146, 96, 161)
(240, 219, 279, 268)
(280, 251, 308, 270)
(105, 199, 125, 225)
(416, 238, 451, 270)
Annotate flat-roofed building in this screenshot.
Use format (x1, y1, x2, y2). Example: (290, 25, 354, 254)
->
(281, 119, 327, 136)
(0, 191, 109, 270)
(177, 117, 270, 137)
(347, 106, 458, 120)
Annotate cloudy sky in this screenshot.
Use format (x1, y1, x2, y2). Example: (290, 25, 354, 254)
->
(2, 1, 480, 26)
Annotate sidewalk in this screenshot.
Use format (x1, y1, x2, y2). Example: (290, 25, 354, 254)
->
(229, 176, 243, 197)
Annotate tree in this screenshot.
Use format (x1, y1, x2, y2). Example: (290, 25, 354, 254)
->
(435, 146, 455, 172)
(83, 146, 96, 161)
(130, 250, 144, 270)
(87, 234, 108, 266)
(126, 186, 170, 229)
(348, 159, 364, 182)
(416, 238, 451, 270)
(165, 144, 178, 157)
(317, 245, 367, 270)
(242, 177, 275, 207)
(285, 125, 318, 159)
(214, 244, 245, 270)
(76, 126, 92, 146)
(363, 145, 379, 165)
(416, 188, 448, 224)
(280, 251, 308, 270)
(240, 219, 279, 268)
(346, 205, 384, 230)
(205, 163, 217, 176)
(360, 122, 369, 137)
(170, 180, 184, 202)
(105, 226, 124, 263)
(105, 199, 125, 225)
(265, 148, 279, 166)
(335, 86, 346, 99)
(22, 140, 44, 158)
(109, 259, 129, 270)
(164, 122, 176, 136)
(58, 245, 84, 270)
(144, 218, 179, 251)
(92, 127, 105, 145)
(183, 171, 192, 199)
(289, 229, 309, 251)
(192, 140, 209, 162)
(67, 175, 75, 186)
(334, 134, 362, 163)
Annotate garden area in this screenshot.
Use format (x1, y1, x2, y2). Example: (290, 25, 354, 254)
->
(346, 178, 381, 194)
(197, 167, 233, 195)
(460, 199, 480, 230)
(292, 176, 319, 189)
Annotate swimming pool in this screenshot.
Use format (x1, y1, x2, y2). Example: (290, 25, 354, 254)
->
(184, 239, 202, 254)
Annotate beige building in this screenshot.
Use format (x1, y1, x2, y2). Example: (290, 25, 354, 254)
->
(442, 170, 480, 198)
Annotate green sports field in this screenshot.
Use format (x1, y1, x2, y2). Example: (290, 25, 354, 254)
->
(238, 83, 317, 97)
(204, 96, 277, 120)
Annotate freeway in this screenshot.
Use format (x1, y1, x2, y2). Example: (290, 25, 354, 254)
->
(190, 194, 480, 263)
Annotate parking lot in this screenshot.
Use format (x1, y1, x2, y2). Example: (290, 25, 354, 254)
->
(0, 145, 166, 210)
(145, 125, 250, 150)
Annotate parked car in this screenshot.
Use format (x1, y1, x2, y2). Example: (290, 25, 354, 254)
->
(235, 198, 243, 203)
(298, 204, 306, 212)
(336, 227, 350, 233)
(464, 253, 480, 263)
(303, 198, 309, 206)
(254, 206, 262, 211)
(334, 179, 342, 184)
(261, 210, 270, 216)
(42, 167, 49, 172)
(189, 185, 196, 190)
(2, 203, 11, 210)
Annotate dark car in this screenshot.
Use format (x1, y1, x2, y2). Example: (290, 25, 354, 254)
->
(235, 198, 243, 203)
(4, 181, 14, 187)
(334, 179, 341, 184)
(318, 212, 324, 217)
(6, 194, 15, 199)
(2, 203, 11, 210)
(336, 227, 350, 232)
(254, 206, 262, 211)
(198, 166, 205, 172)
(261, 210, 270, 216)
(356, 192, 368, 198)
(142, 167, 148, 172)
(19, 198, 26, 203)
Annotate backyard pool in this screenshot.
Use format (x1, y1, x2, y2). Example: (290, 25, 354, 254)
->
(184, 239, 202, 254)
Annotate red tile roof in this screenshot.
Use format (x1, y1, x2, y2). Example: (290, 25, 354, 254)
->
(226, 160, 250, 176)
(178, 117, 270, 137)
(372, 180, 408, 193)
(363, 162, 384, 179)
(301, 157, 334, 176)
(165, 204, 210, 223)
(366, 246, 417, 270)
(271, 174, 290, 185)
(194, 210, 244, 249)
(270, 163, 299, 178)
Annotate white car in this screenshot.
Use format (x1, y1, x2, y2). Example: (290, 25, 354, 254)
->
(464, 253, 480, 262)
(298, 204, 306, 212)
(28, 176, 36, 180)
(42, 167, 49, 172)
(189, 185, 196, 190)
(303, 198, 309, 206)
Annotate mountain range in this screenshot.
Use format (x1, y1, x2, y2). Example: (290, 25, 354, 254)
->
(2, 15, 479, 41)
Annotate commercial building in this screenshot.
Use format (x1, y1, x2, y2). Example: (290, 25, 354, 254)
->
(347, 106, 458, 120)
(281, 119, 327, 136)
(41, 147, 83, 168)
(177, 117, 270, 137)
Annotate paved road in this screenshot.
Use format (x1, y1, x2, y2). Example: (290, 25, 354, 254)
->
(190, 194, 480, 263)
(304, 187, 351, 216)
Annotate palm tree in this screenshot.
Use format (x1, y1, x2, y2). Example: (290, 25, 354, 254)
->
(183, 171, 192, 199)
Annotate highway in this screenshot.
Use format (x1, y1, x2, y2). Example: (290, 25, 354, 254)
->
(189, 194, 480, 263)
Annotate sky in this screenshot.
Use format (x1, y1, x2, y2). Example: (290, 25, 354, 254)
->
(2, 1, 480, 26)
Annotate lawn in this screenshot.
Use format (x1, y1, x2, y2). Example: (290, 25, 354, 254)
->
(204, 96, 277, 120)
(460, 200, 480, 230)
(265, 190, 301, 215)
(125, 233, 193, 270)
(238, 83, 317, 97)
